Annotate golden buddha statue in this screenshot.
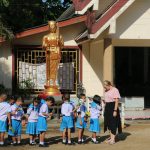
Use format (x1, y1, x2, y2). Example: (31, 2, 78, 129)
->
(42, 21, 64, 95)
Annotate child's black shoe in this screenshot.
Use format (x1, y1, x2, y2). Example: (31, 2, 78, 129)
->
(68, 142, 75, 146)
(93, 141, 99, 144)
(62, 141, 67, 145)
(29, 142, 36, 146)
(78, 141, 82, 144)
(39, 144, 49, 147)
(13, 143, 18, 146)
(91, 139, 99, 144)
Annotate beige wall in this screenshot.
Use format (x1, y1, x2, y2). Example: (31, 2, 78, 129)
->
(111, 0, 150, 39)
(0, 42, 12, 89)
(82, 40, 104, 96)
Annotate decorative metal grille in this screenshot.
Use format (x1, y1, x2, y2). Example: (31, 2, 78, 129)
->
(14, 48, 79, 94)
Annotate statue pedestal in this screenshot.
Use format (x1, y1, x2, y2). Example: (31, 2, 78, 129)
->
(44, 85, 61, 95)
(38, 85, 62, 101)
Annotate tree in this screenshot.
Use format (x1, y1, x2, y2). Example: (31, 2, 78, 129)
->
(0, 0, 71, 39)
(0, 0, 14, 40)
(0, 0, 71, 32)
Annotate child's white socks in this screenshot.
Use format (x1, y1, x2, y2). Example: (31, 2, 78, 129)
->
(40, 141, 44, 145)
(92, 138, 96, 142)
(0, 142, 4, 145)
(30, 140, 33, 144)
(68, 140, 71, 144)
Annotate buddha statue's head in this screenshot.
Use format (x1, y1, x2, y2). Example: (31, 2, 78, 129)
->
(48, 21, 57, 33)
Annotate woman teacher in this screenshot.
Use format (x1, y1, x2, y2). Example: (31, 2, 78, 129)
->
(103, 80, 122, 144)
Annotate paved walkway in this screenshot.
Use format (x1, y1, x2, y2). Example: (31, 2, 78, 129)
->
(4, 123, 150, 150)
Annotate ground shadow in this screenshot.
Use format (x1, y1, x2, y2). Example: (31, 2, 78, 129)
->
(116, 132, 131, 142)
(98, 135, 110, 143)
(125, 123, 131, 128)
(45, 136, 62, 145)
(5, 132, 131, 146)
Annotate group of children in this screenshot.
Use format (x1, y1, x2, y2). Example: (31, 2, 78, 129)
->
(0, 92, 102, 147)
(60, 93, 102, 145)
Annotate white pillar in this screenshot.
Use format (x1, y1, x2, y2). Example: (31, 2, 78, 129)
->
(121, 102, 125, 128)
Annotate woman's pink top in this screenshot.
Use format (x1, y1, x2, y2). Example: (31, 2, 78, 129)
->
(104, 87, 121, 103)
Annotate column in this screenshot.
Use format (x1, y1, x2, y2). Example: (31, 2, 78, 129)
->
(103, 38, 114, 83)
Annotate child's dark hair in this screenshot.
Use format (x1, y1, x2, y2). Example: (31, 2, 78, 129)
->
(80, 93, 86, 99)
(77, 111, 81, 116)
(10, 95, 15, 100)
(21, 115, 27, 121)
(93, 95, 101, 105)
(62, 93, 70, 101)
(9, 95, 19, 101)
(33, 97, 40, 104)
(0, 93, 7, 99)
(16, 96, 23, 102)
(46, 96, 55, 104)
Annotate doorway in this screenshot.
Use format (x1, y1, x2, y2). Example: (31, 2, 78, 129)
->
(115, 47, 150, 108)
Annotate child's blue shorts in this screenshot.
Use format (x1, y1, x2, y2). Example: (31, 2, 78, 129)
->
(89, 118, 100, 133)
(26, 122, 38, 135)
(8, 119, 22, 136)
(76, 117, 87, 129)
(37, 116, 47, 132)
(0, 120, 7, 132)
(60, 116, 73, 131)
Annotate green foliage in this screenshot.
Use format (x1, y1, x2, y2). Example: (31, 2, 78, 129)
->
(0, 23, 14, 40)
(0, 84, 9, 94)
(19, 79, 35, 90)
(15, 79, 35, 99)
(0, 0, 71, 34)
(0, 0, 14, 40)
(0, 0, 9, 7)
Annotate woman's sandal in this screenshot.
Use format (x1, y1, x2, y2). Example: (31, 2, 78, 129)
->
(109, 140, 115, 145)
(104, 138, 111, 143)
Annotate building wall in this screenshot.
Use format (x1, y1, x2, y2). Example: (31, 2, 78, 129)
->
(82, 40, 104, 96)
(0, 42, 12, 89)
(112, 0, 150, 39)
(14, 23, 85, 46)
(103, 41, 114, 83)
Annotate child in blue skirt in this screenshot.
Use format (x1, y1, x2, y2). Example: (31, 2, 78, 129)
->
(37, 96, 55, 147)
(60, 93, 74, 145)
(0, 93, 11, 146)
(89, 95, 101, 144)
(8, 97, 24, 146)
(76, 94, 87, 144)
(26, 97, 40, 145)
(7, 95, 16, 144)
